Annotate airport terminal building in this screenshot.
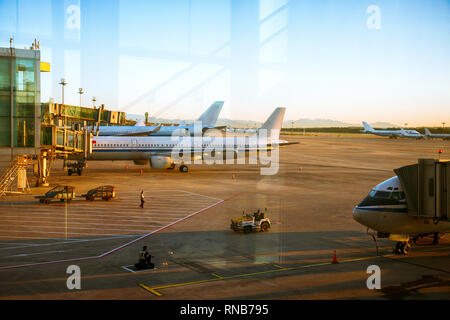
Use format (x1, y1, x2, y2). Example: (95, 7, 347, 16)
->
(0, 45, 126, 192)
(0, 47, 41, 169)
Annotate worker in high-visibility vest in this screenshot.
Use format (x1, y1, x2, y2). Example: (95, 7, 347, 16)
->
(137, 246, 154, 269)
(140, 190, 145, 208)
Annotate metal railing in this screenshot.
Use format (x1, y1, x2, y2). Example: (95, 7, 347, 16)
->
(0, 156, 32, 197)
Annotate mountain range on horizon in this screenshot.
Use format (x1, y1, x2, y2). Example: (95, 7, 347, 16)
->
(126, 113, 398, 128)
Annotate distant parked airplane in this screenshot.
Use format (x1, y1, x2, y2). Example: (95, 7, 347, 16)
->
(362, 122, 423, 139)
(424, 128, 450, 140)
(97, 101, 224, 136)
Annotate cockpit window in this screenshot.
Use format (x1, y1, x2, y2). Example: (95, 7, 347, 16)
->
(358, 189, 405, 207)
(374, 191, 390, 199)
(391, 191, 405, 200)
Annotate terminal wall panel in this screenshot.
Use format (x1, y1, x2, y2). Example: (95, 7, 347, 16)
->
(394, 164, 418, 215)
(418, 159, 437, 218)
(437, 162, 449, 220)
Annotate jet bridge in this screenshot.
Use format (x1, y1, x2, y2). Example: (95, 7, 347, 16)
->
(394, 159, 449, 221)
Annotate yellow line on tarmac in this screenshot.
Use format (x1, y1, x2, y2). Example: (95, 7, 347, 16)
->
(139, 283, 162, 297)
(142, 254, 389, 296)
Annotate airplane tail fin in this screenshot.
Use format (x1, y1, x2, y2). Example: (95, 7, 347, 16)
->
(197, 101, 224, 127)
(136, 119, 146, 127)
(259, 107, 286, 139)
(424, 128, 431, 136)
(362, 121, 374, 132)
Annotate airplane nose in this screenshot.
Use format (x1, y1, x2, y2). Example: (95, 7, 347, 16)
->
(352, 206, 363, 223)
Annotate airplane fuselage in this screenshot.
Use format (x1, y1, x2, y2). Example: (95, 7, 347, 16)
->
(88, 135, 281, 162)
(352, 176, 450, 236)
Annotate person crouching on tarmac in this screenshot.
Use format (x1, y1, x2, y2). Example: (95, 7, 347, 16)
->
(136, 245, 154, 270)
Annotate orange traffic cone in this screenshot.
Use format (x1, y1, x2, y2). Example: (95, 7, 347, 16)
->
(332, 250, 339, 264)
(232, 174, 235, 179)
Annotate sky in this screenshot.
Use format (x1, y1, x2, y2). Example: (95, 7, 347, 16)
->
(0, 0, 449, 126)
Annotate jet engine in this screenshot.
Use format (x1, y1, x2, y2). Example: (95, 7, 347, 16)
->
(133, 160, 149, 165)
(150, 156, 173, 169)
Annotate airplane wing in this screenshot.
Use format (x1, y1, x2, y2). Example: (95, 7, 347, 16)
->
(212, 125, 228, 130)
(277, 141, 300, 146)
(117, 125, 162, 136)
(267, 140, 299, 147)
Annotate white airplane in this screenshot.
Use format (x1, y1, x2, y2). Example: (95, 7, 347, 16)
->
(229, 127, 258, 134)
(362, 122, 423, 139)
(400, 128, 424, 139)
(87, 107, 293, 172)
(424, 128, 450, 140)
(353, 176, 450, 254)
(362, 122, 403, 138)
(152, 101, 224, 136)
(97, 101, 224, 136)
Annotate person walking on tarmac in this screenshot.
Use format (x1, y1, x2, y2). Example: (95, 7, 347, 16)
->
(140, 190, 144, 208)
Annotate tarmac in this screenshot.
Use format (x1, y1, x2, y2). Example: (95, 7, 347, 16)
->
(0, 133, 449, 299)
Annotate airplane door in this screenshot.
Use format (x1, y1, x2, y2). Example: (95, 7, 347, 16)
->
(132, 139, 137, 148)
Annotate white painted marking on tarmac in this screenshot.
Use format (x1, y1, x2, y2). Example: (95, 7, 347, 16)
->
(178, 190, 223, 201)
(121, 265, 137, 273)
(7, 250, 67, 258)
(100, 197, 224, 257)
(0, 189, 226, 269)
(0, 242, 40, 247)
(0, 218, 179, 228)
(0, 211, 197, 220)
(0, 234, 142, 250)
(0, 229, 151, 236)
(121, 265, 158, 273)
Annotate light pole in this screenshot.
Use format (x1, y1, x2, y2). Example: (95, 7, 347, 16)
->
(78, 88, 84, 107)
(442, 122, 446, 129)
(59, 78, 68, 127)
(92, 97, 96, 109)
(59, 78, 67, 105)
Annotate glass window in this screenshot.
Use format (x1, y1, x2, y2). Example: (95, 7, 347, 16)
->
(0, 117, 11, 147)
(14, 92, 35, 117)
(14, 117, 35, 147)
(391, 192, 405, 200)
(0, 94, 11, 117)
(14, 59, 35, 92)
(374, 191, 391, 199)
(0, 58, 11, 90)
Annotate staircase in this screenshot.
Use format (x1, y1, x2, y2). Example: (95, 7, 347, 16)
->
(0, 156, 31, 197)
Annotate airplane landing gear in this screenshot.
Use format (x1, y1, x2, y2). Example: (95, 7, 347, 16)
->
(167, 163, 175, 170)
(179, 165, 188, 172)
(67, 160, 85, 176)
(432, 232, 439, 245)
(394, 241, 411, 255)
